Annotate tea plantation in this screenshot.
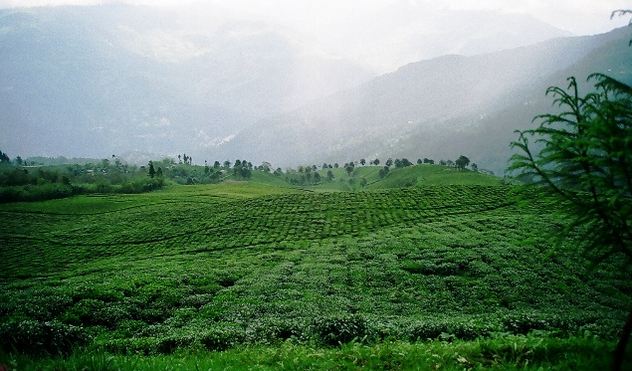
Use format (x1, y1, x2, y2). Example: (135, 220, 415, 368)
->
(0, 166, 630, 369)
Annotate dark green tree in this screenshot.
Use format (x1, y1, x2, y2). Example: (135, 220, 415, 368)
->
(261, 162, 272, 172)
(0, 150, 10, 163)
(455, 155, 470, 170)
(156, 167, 163, 178)
(509, 74, 632, 371)
(148, 161, 156, 178)
(379, 166, 390, 178)
(345, 163, 354, 176)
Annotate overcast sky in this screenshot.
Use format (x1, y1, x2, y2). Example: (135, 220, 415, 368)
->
(0, 0, 630, 36)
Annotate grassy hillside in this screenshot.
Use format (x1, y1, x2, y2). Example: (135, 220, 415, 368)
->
(366, 165, 500, 188)
(293, 164, 499, 192)
(0, 170, 630, 369)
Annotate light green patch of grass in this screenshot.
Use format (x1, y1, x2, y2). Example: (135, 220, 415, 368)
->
(1, 336, 623, 370)
(0, 180, 629, 368)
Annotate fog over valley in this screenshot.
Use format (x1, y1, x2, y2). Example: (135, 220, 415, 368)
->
(0, 1, 630, 173)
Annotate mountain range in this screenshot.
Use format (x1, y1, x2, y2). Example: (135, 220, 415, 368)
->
(0, 4, 629, 174)
(223, 26, 632, 173)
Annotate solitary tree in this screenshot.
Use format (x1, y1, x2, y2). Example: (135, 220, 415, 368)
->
(345, 163, 354, 176)
(455, 155, 470, 170)
(148, 161, 156, 178)
(509, 74, 632, 371)
(379, 166, 390, 178)
(360, 158, 366, 166)
(0, 150, 10, 163)
(261, 162, 272, 172)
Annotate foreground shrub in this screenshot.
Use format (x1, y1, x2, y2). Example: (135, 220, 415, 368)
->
(201, 327, 245, 351)
(312, 314, 368, 346)
(0, 319, 87, 355)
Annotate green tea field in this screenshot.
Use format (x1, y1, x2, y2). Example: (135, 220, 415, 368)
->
(0, 166, 630, 369)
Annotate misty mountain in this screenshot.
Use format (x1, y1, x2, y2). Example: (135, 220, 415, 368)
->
(0, 3, 576, 163)
(0, 5, 372, 158)
(313, 5, 572, 71)
(221, 26, 632, 173)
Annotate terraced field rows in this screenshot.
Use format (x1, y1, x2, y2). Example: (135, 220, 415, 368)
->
(0, 185, 513, 280)
(0, 183, 629, 356)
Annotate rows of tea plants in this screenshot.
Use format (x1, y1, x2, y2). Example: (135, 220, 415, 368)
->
(0, 183, 629, 356)
(1, 185, 513, 280)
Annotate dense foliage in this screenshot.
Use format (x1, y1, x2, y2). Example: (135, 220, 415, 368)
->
(0, 159, 164, 203)
(510, 73, 632, 369)
(1, 176, 629, 361)
(510, 74, 632, 263)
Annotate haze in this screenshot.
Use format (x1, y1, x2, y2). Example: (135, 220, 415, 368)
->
(0, 0, 629, 71)
(0, 0, 630, 172)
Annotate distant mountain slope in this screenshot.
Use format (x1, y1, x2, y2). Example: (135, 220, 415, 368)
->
(221, 27, 632, 173)
(0, 5, 373, 158)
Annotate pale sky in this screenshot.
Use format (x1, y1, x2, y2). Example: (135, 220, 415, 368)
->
(0, 0, 630, 36)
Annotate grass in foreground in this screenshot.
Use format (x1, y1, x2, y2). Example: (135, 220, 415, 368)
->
(0, 171, 629, 367)
(1, 336, 626, 370)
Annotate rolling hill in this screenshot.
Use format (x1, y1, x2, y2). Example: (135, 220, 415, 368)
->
(0, 166, 629, 369)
